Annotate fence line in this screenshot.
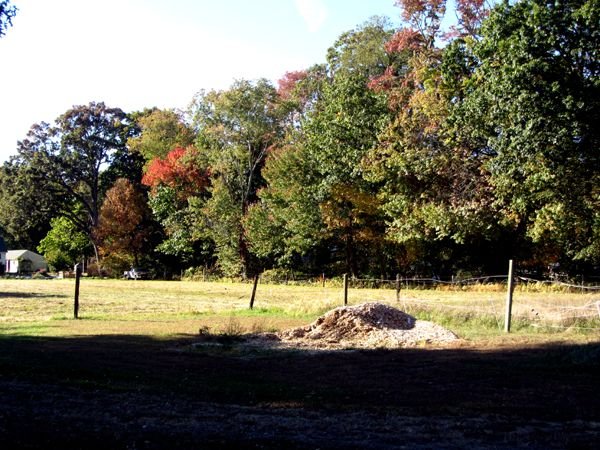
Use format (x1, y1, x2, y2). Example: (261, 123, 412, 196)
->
(259, 273, 600, 290)
(518, 276, 600, 291)
(250, 267, 600, 333)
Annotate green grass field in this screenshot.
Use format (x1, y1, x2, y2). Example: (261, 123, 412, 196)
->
(1, 278, 598, 345)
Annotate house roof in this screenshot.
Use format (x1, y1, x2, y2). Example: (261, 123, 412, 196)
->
(6, 250, 29, 259)
(5, 250, 45, 261)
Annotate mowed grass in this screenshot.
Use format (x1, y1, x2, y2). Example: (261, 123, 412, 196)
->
(0, 278, 598, 346)
(0, 278, 342, 338)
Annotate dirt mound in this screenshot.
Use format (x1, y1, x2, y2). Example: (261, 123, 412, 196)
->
(278, 302, 459, 349)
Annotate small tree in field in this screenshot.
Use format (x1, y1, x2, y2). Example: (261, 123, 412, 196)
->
(37, 216, 90, 270)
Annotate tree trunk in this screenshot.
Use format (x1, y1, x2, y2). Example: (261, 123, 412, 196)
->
(239, 230, 249, 280)
(345, 227, 358, 278)
(92, 241, 100, 268)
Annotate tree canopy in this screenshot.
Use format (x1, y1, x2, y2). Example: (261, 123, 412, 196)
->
(1, 0, 598, 279)
(37, 216, 90, 271)
(2, 102, 135, 262)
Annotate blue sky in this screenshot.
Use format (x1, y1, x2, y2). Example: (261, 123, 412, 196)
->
(0, 0, 403, 162)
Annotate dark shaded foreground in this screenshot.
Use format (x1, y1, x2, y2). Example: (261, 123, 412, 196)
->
(0, 334, 598, 449)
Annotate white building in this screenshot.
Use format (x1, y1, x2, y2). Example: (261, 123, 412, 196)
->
(5, 250, 48, 274)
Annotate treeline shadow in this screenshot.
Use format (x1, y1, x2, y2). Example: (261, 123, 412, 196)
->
(0, 332, 598, 422)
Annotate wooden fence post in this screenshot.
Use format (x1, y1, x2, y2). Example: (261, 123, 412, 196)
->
(343, 273, 348, 306)
(249, 274, 259, 310)
(322, 273, 326, 288)
(395, 273, 401, 302)
(74, 263, 82, 319)
(504, 260, 515, 333)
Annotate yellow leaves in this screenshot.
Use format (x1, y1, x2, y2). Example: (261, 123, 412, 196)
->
(528, 202, 565, 242)
(319, 184, 382, 244)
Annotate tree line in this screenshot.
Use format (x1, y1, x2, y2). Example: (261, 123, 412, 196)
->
(0, 0, 598, 279)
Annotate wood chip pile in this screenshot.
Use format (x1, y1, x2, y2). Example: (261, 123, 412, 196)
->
(277, 302, 459, 349)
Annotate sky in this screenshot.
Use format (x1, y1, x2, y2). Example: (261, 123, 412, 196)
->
(0, 0, 402, 162)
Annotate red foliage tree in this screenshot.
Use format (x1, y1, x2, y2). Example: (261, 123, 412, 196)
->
(369, 0, 488, 98)
(452, 0, 489, 38)
(142, 146, 209, 199)
(277, 70, 308, 100)
(384, 28, 425, 54)
(395, 0, 446, 46)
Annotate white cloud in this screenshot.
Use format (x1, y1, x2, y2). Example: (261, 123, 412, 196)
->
(294, 0, 328, 33)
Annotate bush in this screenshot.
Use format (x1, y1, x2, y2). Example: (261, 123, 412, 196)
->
(85, 262, 108, 278)
(99, 253, 133, 278)
(182, 266, 221, 281)
(32, 270, 51, 279)
(260, 268, 295, 283)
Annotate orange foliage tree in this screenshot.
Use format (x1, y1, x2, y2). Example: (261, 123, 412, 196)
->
(95, 178, 154, 273)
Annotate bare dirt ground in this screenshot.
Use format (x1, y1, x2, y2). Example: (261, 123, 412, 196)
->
(0, 303, 598, 449)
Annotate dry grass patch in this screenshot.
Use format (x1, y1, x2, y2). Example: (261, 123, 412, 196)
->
(0, 278, 598, 346)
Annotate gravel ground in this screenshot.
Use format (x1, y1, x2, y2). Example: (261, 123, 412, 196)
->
(275, 302, 459, 349)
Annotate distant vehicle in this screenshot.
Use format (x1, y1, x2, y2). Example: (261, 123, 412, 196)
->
(123, 267, 150, 280)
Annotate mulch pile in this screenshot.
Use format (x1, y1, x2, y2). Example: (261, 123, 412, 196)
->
(275, 302, 459, 349)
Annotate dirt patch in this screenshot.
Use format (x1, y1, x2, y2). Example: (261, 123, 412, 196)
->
(274, 302, 459, 349)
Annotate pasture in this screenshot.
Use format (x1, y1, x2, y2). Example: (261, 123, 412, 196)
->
(0, 278, 599, 449)
(1, 278, 598, 343)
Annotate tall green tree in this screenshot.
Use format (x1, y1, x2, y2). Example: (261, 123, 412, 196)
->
(456, 0, 600, 265)
(246, 18, 397, 276)
(303, 72, 389, 275)
(128, 108, 195, 163)
(190, 79, 285, 277)
(5, 102, 135, 261)
(0, 159, 56, 249)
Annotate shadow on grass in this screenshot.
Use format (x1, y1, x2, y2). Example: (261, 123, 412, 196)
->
(0, 291, 69, 299)
(0, 332, 597, 416)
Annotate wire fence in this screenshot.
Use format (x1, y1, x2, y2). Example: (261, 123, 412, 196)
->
(254, 271, 600, 332)
(258, 272, 600, 291)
